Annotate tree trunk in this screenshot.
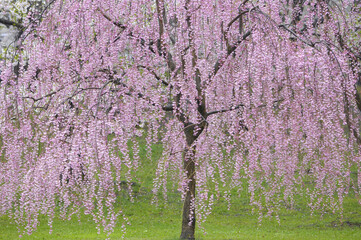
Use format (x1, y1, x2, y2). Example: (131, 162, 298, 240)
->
(180, 145, 196, 240)
(178, 118, 205, 239)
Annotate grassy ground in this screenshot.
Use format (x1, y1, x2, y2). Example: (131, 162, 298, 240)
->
(1, 142, 361, 239)
(1, 194, 361, 240)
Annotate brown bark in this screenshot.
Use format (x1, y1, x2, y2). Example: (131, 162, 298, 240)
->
(180, 140, 196, 240)
(179, 123, 204, 240)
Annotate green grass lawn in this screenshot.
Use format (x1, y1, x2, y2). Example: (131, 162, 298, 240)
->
(1, 192, 361, 240)
(1, 142, 361, 239)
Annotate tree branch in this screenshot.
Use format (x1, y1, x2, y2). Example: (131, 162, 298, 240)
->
(222, 7, 255, 55)
(226, 9, 251, 32)
(97, 8, 126, 30)
(100, 69, 173, 112)
(206, 103, 245, 117)
(137, 65, 170, 87)
(23, 86, 65, 102)
(162, 102, 174, 111)
(0, 18, 24, 29)
(207, 98, 285, 117)
(211, 29, 253, 79)
(278, 24, 316, 48)
(100, 6, 177, 71)
(156, 0, 165, 48)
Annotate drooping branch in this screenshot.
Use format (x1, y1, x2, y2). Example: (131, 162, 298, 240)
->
(226, 10, 245, 30)
(137, 65, 170, 87)
(211, 29, 253, 79)
(97, 8, 126, 30)
(216, 7, 256, 79)
(249, 8, 319, 49)
(100, 69, 173, 112)
(99, 4, 177, 73)
(254, 8, 319, 49)
(206, 103, 245, 117)
(61, 87, 103, 106)
(224, 7, 254, 46)
(207, 98, 285, 117)
(22, 86, 65, 103)
(278, 24, 317, 48)
(98, 8, 154, 54)
(226, 29, 252, 55)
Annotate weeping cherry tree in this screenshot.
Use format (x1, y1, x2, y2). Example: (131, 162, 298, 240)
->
(0, 0, 361, 239)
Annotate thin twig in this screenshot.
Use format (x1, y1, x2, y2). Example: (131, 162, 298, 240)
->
(207, 103, 245, 117)
(97, 8, 126, 30)
(137, 65, 170, 86)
